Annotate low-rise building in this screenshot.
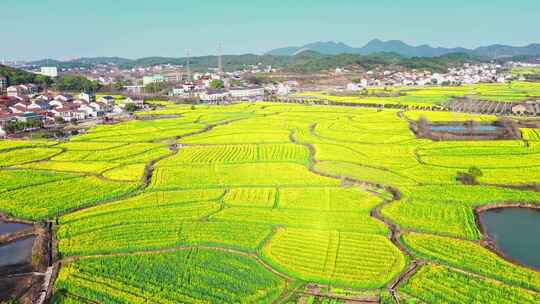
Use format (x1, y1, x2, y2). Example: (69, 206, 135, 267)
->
(200, 89, 229, 102)
(119, 97, 144, 108)
(98, 96, 116, 105)
(124, 85, 144, 94)
(229, 87, 264, 101)
(52, 106, 86, 122)
(40, 67, 58, 78)
(78, 92, 96, 103)
(54, 94, 74, 103)
(143, 75, 165, 86)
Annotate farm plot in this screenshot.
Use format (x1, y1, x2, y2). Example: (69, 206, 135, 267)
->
(402, 232, 540, 292)
(224, 188, 277, 208)
(399, 264, 539, 304)
(262, 228, 406, 288)
(12, 141, 172, 180)
(381, 185, 540, 239)
(59, 220, 272, 256)
(0, 176, 139, 220)
(278, 187, 381, 211)
(58, 190, 273, 255)
(315, 161, 418, 186)
(418, 148, 540, 169)
(53, 249, 286, 304)
(150, 163, 339, 190)
(17, 161, 118, 174)
(180, 130, 292, 145)
(0, 147, 63, 167)
(53, 143, 169, 163)
(0, 139, 56, 151)
(72, 121, 207, 143)
(213, 206, 388, 234)
(160, 143, 309, 165)
(0, 170, 81, 194)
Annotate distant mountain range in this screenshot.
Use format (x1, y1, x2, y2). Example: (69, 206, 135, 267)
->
(266, 39, 540, 58)
(24, 52, 481, 74)
(19, 39, 540, 75)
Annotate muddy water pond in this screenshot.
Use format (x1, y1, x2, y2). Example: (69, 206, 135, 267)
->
(0, 237, 36, 269)
(479, 208, 540, 269)
(429, 124, 500, 133)
(0, 221, 31, 236)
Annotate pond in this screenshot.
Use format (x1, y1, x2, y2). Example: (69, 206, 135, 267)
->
(479, 208, 540, 269)
(429, 124, 500, 133)
(0, 237, 36, 269)
(0, 221, 32, 236)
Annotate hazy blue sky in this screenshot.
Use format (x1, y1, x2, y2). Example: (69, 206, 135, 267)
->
(2, 0, 540, 60)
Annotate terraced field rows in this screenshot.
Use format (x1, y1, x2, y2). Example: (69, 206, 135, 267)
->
(2, 102, 539, 303)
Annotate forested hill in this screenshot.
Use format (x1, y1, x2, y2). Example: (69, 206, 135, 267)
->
(0, 64, 50, 85)
(27, 52, 485, 74)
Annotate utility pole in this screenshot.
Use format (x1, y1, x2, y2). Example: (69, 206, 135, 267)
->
(218, 43, 224, 76)
(186, 49, 191, 81)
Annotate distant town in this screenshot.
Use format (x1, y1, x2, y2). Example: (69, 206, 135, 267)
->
(1, 53, 539, 138)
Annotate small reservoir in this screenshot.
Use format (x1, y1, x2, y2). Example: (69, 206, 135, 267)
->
(0, 237, 36, 269)
(479, 208, 540, 269)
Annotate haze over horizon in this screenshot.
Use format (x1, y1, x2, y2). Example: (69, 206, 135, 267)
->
(2, 0, 540, 60)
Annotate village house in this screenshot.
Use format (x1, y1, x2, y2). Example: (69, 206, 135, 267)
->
(78, 103, 99, 117)
(98, 96, 116, 105)
(119, 97, 144, 109)
(54, 94, 74, 103)
(90, 101, 111, 113)
(6, 84, 38, 97)
(51, 105, 86, 122)
(78, 92, 96, 103)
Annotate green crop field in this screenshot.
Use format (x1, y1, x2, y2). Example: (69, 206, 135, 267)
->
(1, 101, 540, 303)
(295, 81, 540, 106)
(512, 67, 540, 76)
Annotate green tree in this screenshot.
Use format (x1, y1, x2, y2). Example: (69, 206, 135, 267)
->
(145, 82, 167, 94)
(114, 79, 132, 91)
(35, 74, 53, 87)
(54, 116, 65, 124)
(54, 75, 100, 92)
(468, 166, 483, 178)
(124, 103, 138, 113)
(209, 80, 225, 89)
